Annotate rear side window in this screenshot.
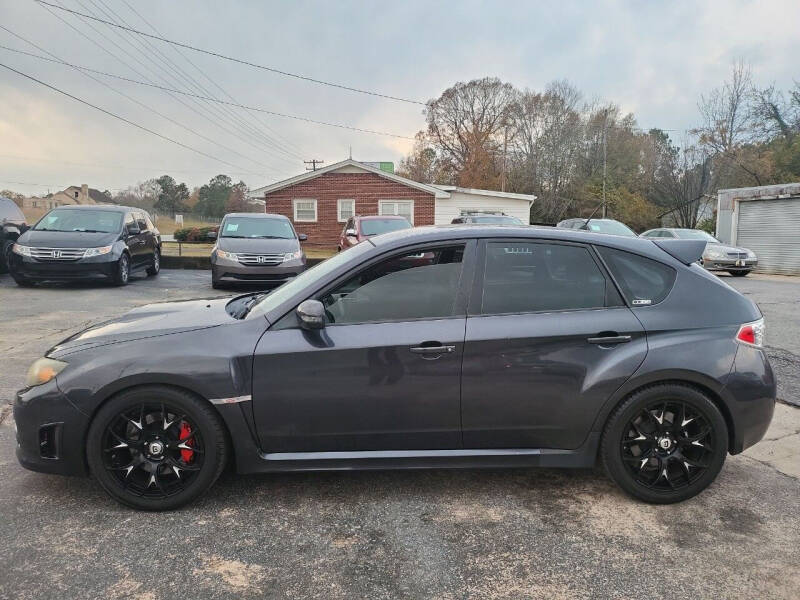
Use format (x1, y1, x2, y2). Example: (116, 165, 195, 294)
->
(596, 246, 676, 305)
(480, 242, 618, 314)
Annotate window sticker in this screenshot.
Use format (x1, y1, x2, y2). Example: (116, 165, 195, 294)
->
(225, 223, 239, 232)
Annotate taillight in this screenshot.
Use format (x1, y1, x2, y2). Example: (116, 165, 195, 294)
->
(736, 318, 764, 348)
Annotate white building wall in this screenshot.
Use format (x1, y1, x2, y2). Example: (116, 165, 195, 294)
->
(434, 191, 532, 225)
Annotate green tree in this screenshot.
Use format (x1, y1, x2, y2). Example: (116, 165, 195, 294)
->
(196, 175, 234, 218)
(154, 175, 189, 216)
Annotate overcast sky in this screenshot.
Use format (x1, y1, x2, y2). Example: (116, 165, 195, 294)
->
(1, 0, 798, 197)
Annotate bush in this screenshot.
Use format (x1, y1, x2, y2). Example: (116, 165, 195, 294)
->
(697, 217, 716, 236)
(173, 226, 218, 242)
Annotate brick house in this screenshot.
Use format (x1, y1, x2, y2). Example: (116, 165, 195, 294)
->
(249, 159, 536, 247)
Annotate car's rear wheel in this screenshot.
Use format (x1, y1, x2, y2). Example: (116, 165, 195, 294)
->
(601, 384, 728, 503)
(86, 386, 228, 510)
(113, 253, 130, 286)
(728, 270, 749, 277)
(146, 248, 160, 276)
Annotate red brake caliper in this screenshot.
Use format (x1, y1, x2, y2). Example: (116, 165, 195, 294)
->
(179, 422, 194, 463)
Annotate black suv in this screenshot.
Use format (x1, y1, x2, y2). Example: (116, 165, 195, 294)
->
(9, 205, 161, 286)
(1, 196, 28, 274)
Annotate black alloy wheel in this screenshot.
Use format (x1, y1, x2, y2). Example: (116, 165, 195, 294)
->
(87, 386, 228, 510)
(602, 384, 727, 503)
(146, 247, 160, 276)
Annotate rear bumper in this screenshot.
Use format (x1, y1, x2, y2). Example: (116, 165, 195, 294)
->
(13, 379, 90, 476)
(10, 255, 117, 281)
(723, 344, 776, 454)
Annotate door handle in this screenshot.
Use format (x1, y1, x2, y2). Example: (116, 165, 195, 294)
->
(587, 335, 632, 345)
(409, 344, 456, 355)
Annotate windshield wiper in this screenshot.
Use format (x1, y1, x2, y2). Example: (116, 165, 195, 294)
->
(73, 229, 108, 233)
(35, 228, 69, 232)
(252, 235, 289, 239)
(232, 292, 268, 319)
(221, 235, 246, 238)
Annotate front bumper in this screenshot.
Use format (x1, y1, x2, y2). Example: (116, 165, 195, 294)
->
(13, 379, 90, 476)
(211, 256, 305, 286)
(10, 254, 118, 281)
(702, 257, 757, 272)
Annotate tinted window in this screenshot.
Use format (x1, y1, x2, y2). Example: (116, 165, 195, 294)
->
(596, 246, 676, 305)
(583, 220, 637, 237)
(470, 215, 524, 225)
(322, 245, 465, 324)
(481, 242, 610, 314)
(360, 218, 412, 236)
(34, 209, 122, 233)
(221, 217, 296, 239)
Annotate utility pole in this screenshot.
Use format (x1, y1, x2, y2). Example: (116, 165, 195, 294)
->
(601, 108, 608, 218)
(304, 159, 324, 172)
(501, 124, 508, 193)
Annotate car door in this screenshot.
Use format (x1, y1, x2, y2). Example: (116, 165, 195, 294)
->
(122, 212, 144, 264)
(252, 241, 476, 453)
(460, 239, 647, 450)
(134, 211, 155, 265)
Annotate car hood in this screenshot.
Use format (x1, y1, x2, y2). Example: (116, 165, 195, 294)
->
(18, 229, 120, 248)
(47, 297, 235, 357)
(706, 242, 752, 254)
(217, 237, 299, 253)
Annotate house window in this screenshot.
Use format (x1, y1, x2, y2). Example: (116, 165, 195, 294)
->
(379, 200, 414, 224)
(337, 199, 355, 222)
(293, 199, 317, 222)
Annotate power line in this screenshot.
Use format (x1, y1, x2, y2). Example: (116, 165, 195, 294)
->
(0, 44, 416, 140)
(35, 0, 426, 105)
(0, 61, 270, 176)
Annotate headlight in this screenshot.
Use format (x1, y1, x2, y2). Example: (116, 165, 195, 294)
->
(746, 249, 757, 259)
(25, 357, 68, 388)
(12, 243, 31, 257)
(283, 250, 303, 262)
(704, 247, 726, 260)
(215, 248, 238, 260)
(83, 245, 113, 258)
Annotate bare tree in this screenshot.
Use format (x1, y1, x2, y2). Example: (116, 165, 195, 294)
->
(752, 83, 800, 142)
(653, 140, 713, 229)
(396, 132, 453, 184)
(425, 77, 516, 188)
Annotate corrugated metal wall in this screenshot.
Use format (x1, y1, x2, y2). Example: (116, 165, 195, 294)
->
(736, 198, 800, 275)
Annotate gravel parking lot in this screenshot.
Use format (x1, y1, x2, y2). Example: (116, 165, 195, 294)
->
(1, 269, 798, 599)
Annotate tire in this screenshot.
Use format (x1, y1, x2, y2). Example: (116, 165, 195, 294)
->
(12, 274, 34, 287)
(113, 253, 130, 286)
(1, 239, 13, 274)
(601, 383, 728, 504)
(211, 280, 222, 290)
(86, 386, 228, 511)
(729, 270, 749, 277)
(146, 247, 160, 276)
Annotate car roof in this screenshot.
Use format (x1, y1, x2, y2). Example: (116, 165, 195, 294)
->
(356, 215, 407, 220)
(369, 224, 678, 263)
(224, 212, 289, 220)
(51, 204, 138, 213)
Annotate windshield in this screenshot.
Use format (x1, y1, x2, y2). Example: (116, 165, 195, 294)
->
(584, 220, 637, 237)
(246, 241, 373, 320)
(471, 215, 523, 224)
(34, 209, 122, 233)
(360, 218, 411, 236)
(221, 216, 296, 239)
(674, 229, 719, 242)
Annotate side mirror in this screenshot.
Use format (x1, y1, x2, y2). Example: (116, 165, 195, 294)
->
(207, 230, 218, 240)
(345, 229, 357, 237)
(297, 233, 308, 241)
(296, 299, 325, 330)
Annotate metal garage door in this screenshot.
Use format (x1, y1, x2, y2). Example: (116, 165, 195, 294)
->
(736, 198, 800, 275)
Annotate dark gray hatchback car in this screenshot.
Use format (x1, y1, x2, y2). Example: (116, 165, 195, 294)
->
(15, 226, 775, 510)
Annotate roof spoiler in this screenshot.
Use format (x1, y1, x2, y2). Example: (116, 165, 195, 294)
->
(652, 239, 707, 265)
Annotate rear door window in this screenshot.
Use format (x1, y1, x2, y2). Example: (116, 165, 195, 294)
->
(595, 246, 676, 306)
(480, 241, 618, 314)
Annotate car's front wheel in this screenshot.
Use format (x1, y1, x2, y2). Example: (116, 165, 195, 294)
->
(86, 386, 228, 510)
(728, 270, 749, 277)
(601, 384, 728, 503)
(113, 253, 130, 286)
(1, 239, 14, 274)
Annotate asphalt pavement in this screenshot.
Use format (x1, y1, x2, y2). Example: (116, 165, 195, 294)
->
(0, 269, 798, 599)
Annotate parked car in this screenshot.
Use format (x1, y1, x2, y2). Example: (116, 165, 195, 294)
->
(210, 213, 307, 289)
(337, 215, 411, 251)
(557, 218, 637, 237)
(9, 205, 160, 286)
(0, 196, 28, 274)
(14, 225, 775, 510)
(640, 228, 757, 277)
(451, 213, 524, 225)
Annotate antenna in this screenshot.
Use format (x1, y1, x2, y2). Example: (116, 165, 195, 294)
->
(304, 159, 324, 171)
